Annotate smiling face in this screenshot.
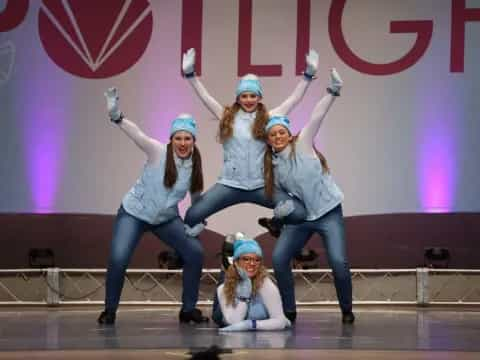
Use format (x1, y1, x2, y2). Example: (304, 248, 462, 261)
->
(171, 130, 194, 159)
(267, 124, 293, 152)
(236, 252, 262, 278)
(237, 92, 262, 113)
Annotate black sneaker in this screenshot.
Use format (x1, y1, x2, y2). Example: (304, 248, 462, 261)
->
(97, 310, 116, 325)
(179, 308, 209, 324)
(342, 311, 355, 324)
(258, 217, 281, 237)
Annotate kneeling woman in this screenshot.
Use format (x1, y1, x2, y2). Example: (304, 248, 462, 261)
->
(215, 238, 291, 331)
(98, 88, 208, 325)
(264, 69, 354, 324)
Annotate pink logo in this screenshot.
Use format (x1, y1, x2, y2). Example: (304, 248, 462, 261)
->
(38, 0, 153, 78)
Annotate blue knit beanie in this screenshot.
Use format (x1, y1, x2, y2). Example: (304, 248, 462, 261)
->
(265, 115, 291, 133)
(170, 113, 197, 138)
(233, 239, 263, 260)
(236, 74, 263, 97)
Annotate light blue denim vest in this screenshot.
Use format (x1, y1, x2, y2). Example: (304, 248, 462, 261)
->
(273, 145, 344, 221)
(246, 293, 269, 320)
(218, 109, 265, 190)
(122, 152, 192, 225)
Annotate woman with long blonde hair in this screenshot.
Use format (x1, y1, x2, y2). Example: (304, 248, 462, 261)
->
(180, 48, 320, 237)
(263, 69, 355, 324)
(214, 238, 290, 331)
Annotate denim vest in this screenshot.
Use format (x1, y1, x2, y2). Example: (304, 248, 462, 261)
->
(218, 110, 265, 190)
(246, 294, 269, 321)
(122, 152, 192, 225)
(273, 145, 344, 221)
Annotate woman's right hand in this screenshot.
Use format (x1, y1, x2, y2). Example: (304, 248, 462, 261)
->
(182, 48, 196, 76)
(235, 265, 252, 300)
(104, 87, 122, 122)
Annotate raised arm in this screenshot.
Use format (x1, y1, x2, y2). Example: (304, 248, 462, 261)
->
(182, 48, 223, 120)
(105, 88, 164, 164)
(269, 49, 319, 116)
(297, 68, 343, 152)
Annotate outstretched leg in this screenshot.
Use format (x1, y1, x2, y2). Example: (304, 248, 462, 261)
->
(100, 206, 146, 324)
(272, 223, 313, 320)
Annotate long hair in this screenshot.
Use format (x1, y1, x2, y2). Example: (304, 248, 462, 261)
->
(217, 102, 269, 143)
(223, 263, 268, 306)
(164, 142, 204, 193)
(264, 135, 330, 200)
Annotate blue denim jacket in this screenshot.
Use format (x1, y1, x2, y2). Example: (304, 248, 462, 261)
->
(122, 152, 192, 224)
(218, 109, 265, 190)
(273, 145, 343, 221)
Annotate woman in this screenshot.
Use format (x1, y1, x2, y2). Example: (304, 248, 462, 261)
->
(98, 88, 208, 325)
(264, 69, 355, 324)
(180, 48, 320, 237)
(215, 238, 291, 331)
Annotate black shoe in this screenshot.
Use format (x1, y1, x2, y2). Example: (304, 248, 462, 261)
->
(179, 308, 209, 324)
(97, 310, 116, 325)
(285, 311, 297, 323)
(258, 217, 281, 237)
(342, 311, 355, 324)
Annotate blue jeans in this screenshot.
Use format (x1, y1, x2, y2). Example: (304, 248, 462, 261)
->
(104, 206, 204, 313)
(272, 205, 352, 314)
(184, 183, 306, 227)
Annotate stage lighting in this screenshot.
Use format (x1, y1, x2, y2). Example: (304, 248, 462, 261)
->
(424, 247, 450, 268)
(28, 248, 55, 268)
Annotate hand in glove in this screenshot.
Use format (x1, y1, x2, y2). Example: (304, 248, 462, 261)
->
(328, 68, 343, 96)
(219, 319, 254, 332)
(273, 199, 294, 218)
(235, 266, 252, 300)
(184, 222, 205, 237)
(304, 49, 319, 78)
(104, 87, 122, 122)
(182, 48, 196, 77)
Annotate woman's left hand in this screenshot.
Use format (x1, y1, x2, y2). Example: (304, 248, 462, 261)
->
(219, 320, 253, 332)
(329, 68, 343, 94)
(304, 49, 319, 77)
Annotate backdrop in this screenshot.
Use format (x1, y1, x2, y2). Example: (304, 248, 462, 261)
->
(1, 0, 479, 237)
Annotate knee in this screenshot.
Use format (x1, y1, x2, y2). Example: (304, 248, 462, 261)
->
(330, 257, 350, 278)
(183, 244, 204, 266)
(108, 248, 130, 270)
(272, 249, 292, 272)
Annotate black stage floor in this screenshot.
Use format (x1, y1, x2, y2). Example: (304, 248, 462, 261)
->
(0, 307, 479, 359)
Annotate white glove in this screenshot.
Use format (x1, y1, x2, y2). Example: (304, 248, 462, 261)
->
(219, 320, 254, 332)
(328, 68, 343, 94)
(273, 199, 295, 218)
(304, 49, 319, 78)
(184, 222, 205, 237)
(104, 87, 122, 121)
(182, 48, 196, 76)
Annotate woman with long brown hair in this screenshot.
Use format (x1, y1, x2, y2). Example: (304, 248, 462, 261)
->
(98, 88, 208, 325)
(263, 69, 355, 324)
(214, 237, 290, 331)
(180, 48, 319, 237)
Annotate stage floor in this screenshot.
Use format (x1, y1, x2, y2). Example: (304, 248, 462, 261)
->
(0, 307, 479, 359)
